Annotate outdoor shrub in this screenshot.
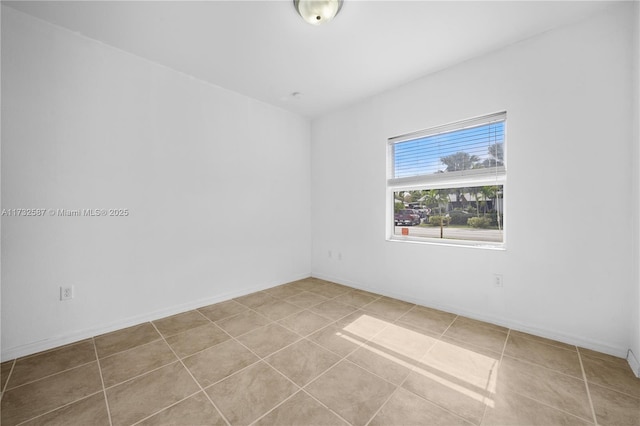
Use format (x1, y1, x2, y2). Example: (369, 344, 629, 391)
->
(467, 216, 491, 228)
(429, 216, 450, 226)
(448, 210, 474, 225)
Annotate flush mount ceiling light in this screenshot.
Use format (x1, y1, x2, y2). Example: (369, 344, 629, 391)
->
(294, 0, 343, 26)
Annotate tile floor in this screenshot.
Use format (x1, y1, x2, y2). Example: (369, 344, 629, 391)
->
(1, 278, 639, 426)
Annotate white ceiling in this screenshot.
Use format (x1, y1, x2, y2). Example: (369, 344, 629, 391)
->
(5, 0, 617, 118)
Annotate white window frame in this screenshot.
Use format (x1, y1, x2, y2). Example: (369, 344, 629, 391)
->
(386, 112, 507, 249)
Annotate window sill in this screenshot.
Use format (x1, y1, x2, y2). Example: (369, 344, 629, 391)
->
(387, 235, 506, 251)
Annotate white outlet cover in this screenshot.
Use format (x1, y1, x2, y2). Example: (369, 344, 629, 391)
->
(60, 286, 74, 300)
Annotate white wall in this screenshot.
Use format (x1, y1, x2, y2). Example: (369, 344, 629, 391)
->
(1, 7, 311, 360)
(311, 3, 635, 357)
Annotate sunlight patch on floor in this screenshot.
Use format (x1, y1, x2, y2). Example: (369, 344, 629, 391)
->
(338, 314, 499, 408)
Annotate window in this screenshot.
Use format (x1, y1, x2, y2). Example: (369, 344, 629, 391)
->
(387, 112, 506, 247)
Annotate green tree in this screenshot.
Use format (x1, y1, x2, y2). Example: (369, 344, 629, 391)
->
(440, 152, 480, 172)
(482, 143, 504, 168)
(424, 189, 450, 215)
(479, 186, 497, 214)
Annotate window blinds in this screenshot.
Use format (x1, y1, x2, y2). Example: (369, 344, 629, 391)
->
(388, 112, 506, 188)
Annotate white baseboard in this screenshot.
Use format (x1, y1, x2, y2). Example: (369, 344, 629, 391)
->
(627, 350, 640, 378)
(311, 271, 629, 359)
(1, 273, 310, 361)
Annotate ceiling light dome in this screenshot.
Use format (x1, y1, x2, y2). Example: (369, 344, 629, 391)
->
(294, 0, 343, 26)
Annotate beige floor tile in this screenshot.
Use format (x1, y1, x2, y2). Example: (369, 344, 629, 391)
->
(198, 300, 248, 322)
(206, 361, 298, 425)
(21, 392, 110, 426)
(183, 339, 258, 387)
(311, 299, 357, 321)
(510, 330, 576, 351)
(266, 339, 340, 386)
(152, 310, 210, 338)
(589, 382, 640, 426)
(254, 391, 349, 426)
(455, 316, 509, 333)
(581, 354, 640, 398)
(165, 323, 230, 358)
(306, 360, 396, 426)
(333, 290, 378, 308)
(336, 310, 392, 341)
(236, 323, 300, 358)
(254, 299, 303, 321)
(138, 392, 226, 426)
(362, 297, 415, 321)
(578, 347, 628, 365)
(7, 340, 96, 389)
(419, 337, 501, 397)
(285, 291, 329, 308)
(308, 322, 365, 357)
(306, 283, 351, 298)
(497, 356, 592, 421)
(397, 305, 457, 334)
(106, 362, 199, 426)
(94, 323, 161, 358)
(504, 333, 582, 378)
(215, 310, 271, 337)
(443, 318, 508, 353)
(277, 309, 332, 336)
(370, 322, 438, 362)
(402, 363, 489, 425)
(347, 344, 414, 385)
(11, 285, 639, 426)
(482, 390, 592, 426)
(100, 340, 177, 388)
(234, 291, 277, 308)
(353, 288, 383, 298)
(1, 362, 103, 426)
(1, 360, 14, 391)
(263, 284, 304, 299)
(370, 387, 472, 426)
(290, 279, 318, 292)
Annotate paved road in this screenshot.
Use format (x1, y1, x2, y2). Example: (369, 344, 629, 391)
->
(394, 226, 503, 242)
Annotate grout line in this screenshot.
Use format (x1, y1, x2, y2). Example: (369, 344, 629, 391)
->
(487, 332, 597, 425)
(211, 288, 360, 426)
(92, 338, 114, 426)
(149, 322, 233, 426)
(499, 353, 589, 381)
(3, 358, 100, 392)
(130, 389, 202, 426)
(98, 336, 164, 362)
(363, 317, 467, 426)
(13, 390, 106, 426)
(208, 324, 313, 425)
(244, 339, 355, 426)
(102, 359, 180, 391)
(373, 314, 484, 425)
(246, 390, 301, 426)
(478, 328, 511, 426)
(1, 359, 16, 399)
(8, 281, 620, 426)
(578, 348, 599, 425)
(510, 330, 579, 352)
(300, 388, 355, 426)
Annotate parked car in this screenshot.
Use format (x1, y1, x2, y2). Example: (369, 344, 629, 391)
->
(394, 209, 421, 226)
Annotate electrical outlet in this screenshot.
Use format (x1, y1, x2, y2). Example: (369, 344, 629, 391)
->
(60, 286, 74, 301)
(493, 274, 504, 288)
(328, 250, 332, 259)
